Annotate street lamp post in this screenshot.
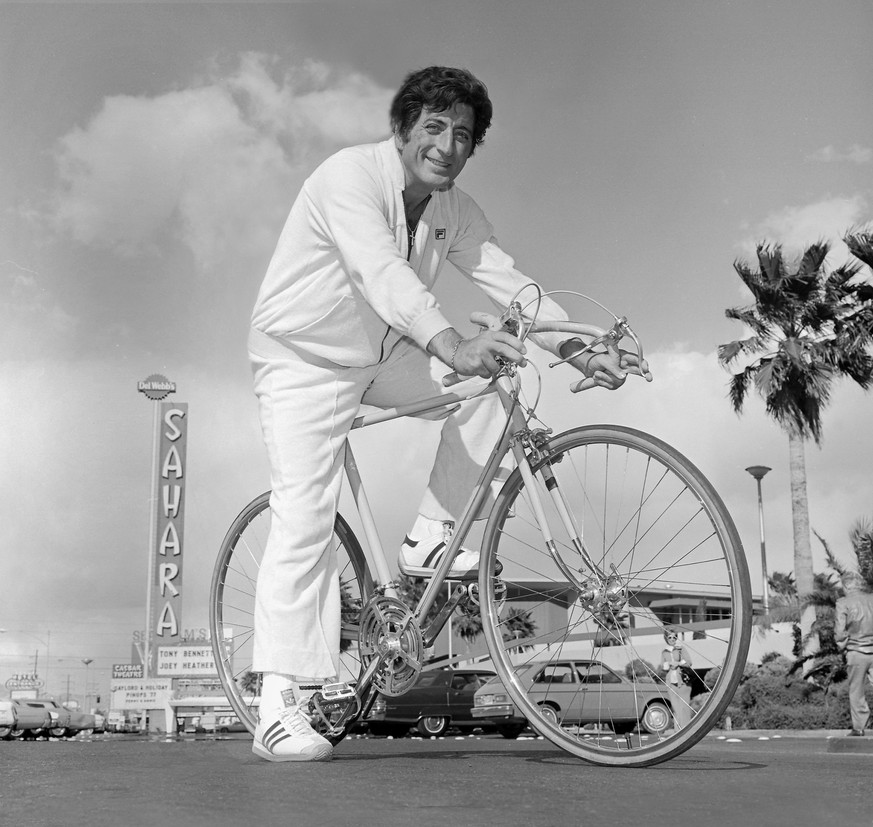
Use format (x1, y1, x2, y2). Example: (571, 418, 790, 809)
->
(745, 465, 772, 615)
(82, 658, 93, 713)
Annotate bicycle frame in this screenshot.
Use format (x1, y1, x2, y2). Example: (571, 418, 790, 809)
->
(342, 312, 644, 679)
(344, 373, 515, 629)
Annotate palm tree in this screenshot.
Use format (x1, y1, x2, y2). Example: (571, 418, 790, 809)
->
(239, 670, 260, 696)
(768, 571, 797, 599)
(454, 611, 483, 646)
(849, 516, 873, 587)
(592, 607, 630, 647)
(718, 232, 873, 660)
(502, 607, 537, 652)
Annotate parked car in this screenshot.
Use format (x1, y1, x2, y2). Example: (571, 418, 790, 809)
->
(0, 699, 51, 739)
(0, 698, 96, 739)
(214, 714, 248, 733)
(365, 665, 500, 738)
(472, 659, 677, 736)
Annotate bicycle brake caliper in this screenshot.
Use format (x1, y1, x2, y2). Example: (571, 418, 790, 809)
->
(514, 427, 553, 464)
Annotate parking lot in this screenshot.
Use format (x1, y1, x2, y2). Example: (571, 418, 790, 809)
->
(2, 729, 872, 827)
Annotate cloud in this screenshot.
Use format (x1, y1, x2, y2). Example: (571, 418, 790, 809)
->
(0, 260, 78, 358)
(738, 194, 871, 263)
(807, 144, 873, 164)
(46, 55, 393, 270)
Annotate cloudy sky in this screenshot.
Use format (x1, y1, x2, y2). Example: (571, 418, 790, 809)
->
(2, 0, 872, 703)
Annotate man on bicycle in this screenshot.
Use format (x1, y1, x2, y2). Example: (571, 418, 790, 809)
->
(248, 65, 645, 761)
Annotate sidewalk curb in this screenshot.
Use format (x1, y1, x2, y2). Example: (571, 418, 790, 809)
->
(708, 729, 846, 739)
(708, 728, 873, 752)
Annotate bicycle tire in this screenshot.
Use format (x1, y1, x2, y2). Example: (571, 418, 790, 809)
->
(209, 492, 373, 740)
(477, 425, 751, 767)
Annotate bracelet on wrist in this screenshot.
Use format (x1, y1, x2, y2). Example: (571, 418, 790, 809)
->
(450, 339, 463, 371)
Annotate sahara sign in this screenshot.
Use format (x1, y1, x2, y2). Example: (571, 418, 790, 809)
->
(150, 402, 188, 646)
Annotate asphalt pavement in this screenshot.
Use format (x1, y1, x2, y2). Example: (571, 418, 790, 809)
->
(2, 729, 872, 827)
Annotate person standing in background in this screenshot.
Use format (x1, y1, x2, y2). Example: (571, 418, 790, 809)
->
(835, 570, 873, 736)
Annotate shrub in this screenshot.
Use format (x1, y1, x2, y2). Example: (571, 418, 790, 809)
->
(708, 658, 873, 729)
(624, 658, 657, 682)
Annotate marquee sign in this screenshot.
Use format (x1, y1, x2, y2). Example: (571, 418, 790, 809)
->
(110, 678, 173, 711)
(150, 402, 188, 648)
(156, 644, 219, 677)
(112, 664, 144, 680)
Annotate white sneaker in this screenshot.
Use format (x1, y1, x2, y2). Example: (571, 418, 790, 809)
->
(399, 523, 495, 579)
(252, 705, 333, 763)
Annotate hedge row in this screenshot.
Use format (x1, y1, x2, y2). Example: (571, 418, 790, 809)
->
(711, 655, 873, 730)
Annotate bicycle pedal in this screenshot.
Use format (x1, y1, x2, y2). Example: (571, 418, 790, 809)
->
(466, 577, 507, 610)
(320, 682, 356, 701)
(307, 683, 360, 737)
(310, 683, 358, 714)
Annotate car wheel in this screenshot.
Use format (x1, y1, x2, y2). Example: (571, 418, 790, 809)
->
(367, 723, 409, 738)
(49, 726, 67, 738)
(538, 703, 560, 726)
(640, 702, 672, 734)
(10, 728, 25, 739)
(497, 724, 525, 739)
(0, 725, 11, 739)
(417, 716, 449, 737)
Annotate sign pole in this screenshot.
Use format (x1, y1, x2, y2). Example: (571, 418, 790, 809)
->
(144, 400, 160, 680)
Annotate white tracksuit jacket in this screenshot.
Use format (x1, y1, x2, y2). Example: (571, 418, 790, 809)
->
(251, 138, 567, 362)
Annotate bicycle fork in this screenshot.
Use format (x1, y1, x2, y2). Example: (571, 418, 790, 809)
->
(499, 376, 622, 614)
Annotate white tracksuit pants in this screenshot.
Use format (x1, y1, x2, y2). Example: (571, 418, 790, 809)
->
(248, 328, 505, 679)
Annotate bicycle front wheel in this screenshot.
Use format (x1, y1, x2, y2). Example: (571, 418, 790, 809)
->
(478, 425, 751, 767)
(209, 492, 373, 736)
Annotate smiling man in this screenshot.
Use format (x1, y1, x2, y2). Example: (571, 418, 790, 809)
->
(246, 66, 638, 762)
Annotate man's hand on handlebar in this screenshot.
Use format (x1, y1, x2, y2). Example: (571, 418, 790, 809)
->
(559, 338, 652, 392)
(428, 324, 527, 382)
(453, 330, 527, 379)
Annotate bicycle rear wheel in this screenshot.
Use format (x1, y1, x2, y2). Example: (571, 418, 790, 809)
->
(478, 425, 751, 767)
(209, 492, 373, 736)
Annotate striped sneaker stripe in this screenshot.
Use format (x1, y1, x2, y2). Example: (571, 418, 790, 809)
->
(422, 541, 446, 568)
(263, 721, 293, 752)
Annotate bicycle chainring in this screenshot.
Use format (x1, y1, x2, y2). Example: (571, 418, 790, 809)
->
(358, 595, 423, 697)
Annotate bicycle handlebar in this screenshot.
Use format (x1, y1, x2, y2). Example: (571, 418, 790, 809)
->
(442, 304, 648, 393)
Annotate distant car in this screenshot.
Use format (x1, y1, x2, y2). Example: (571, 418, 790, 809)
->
(0, 699, 51, 739)
(0, 698, 96, 739)
(365, 665, 500, 738)
(214, 714, 248, 733)
(472, 659, 676, 736)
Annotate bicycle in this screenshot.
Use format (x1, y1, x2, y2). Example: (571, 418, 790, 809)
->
(210, 292, 751, 767)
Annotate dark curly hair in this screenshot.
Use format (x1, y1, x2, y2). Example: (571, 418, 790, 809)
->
(390, 66, 493, 156)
